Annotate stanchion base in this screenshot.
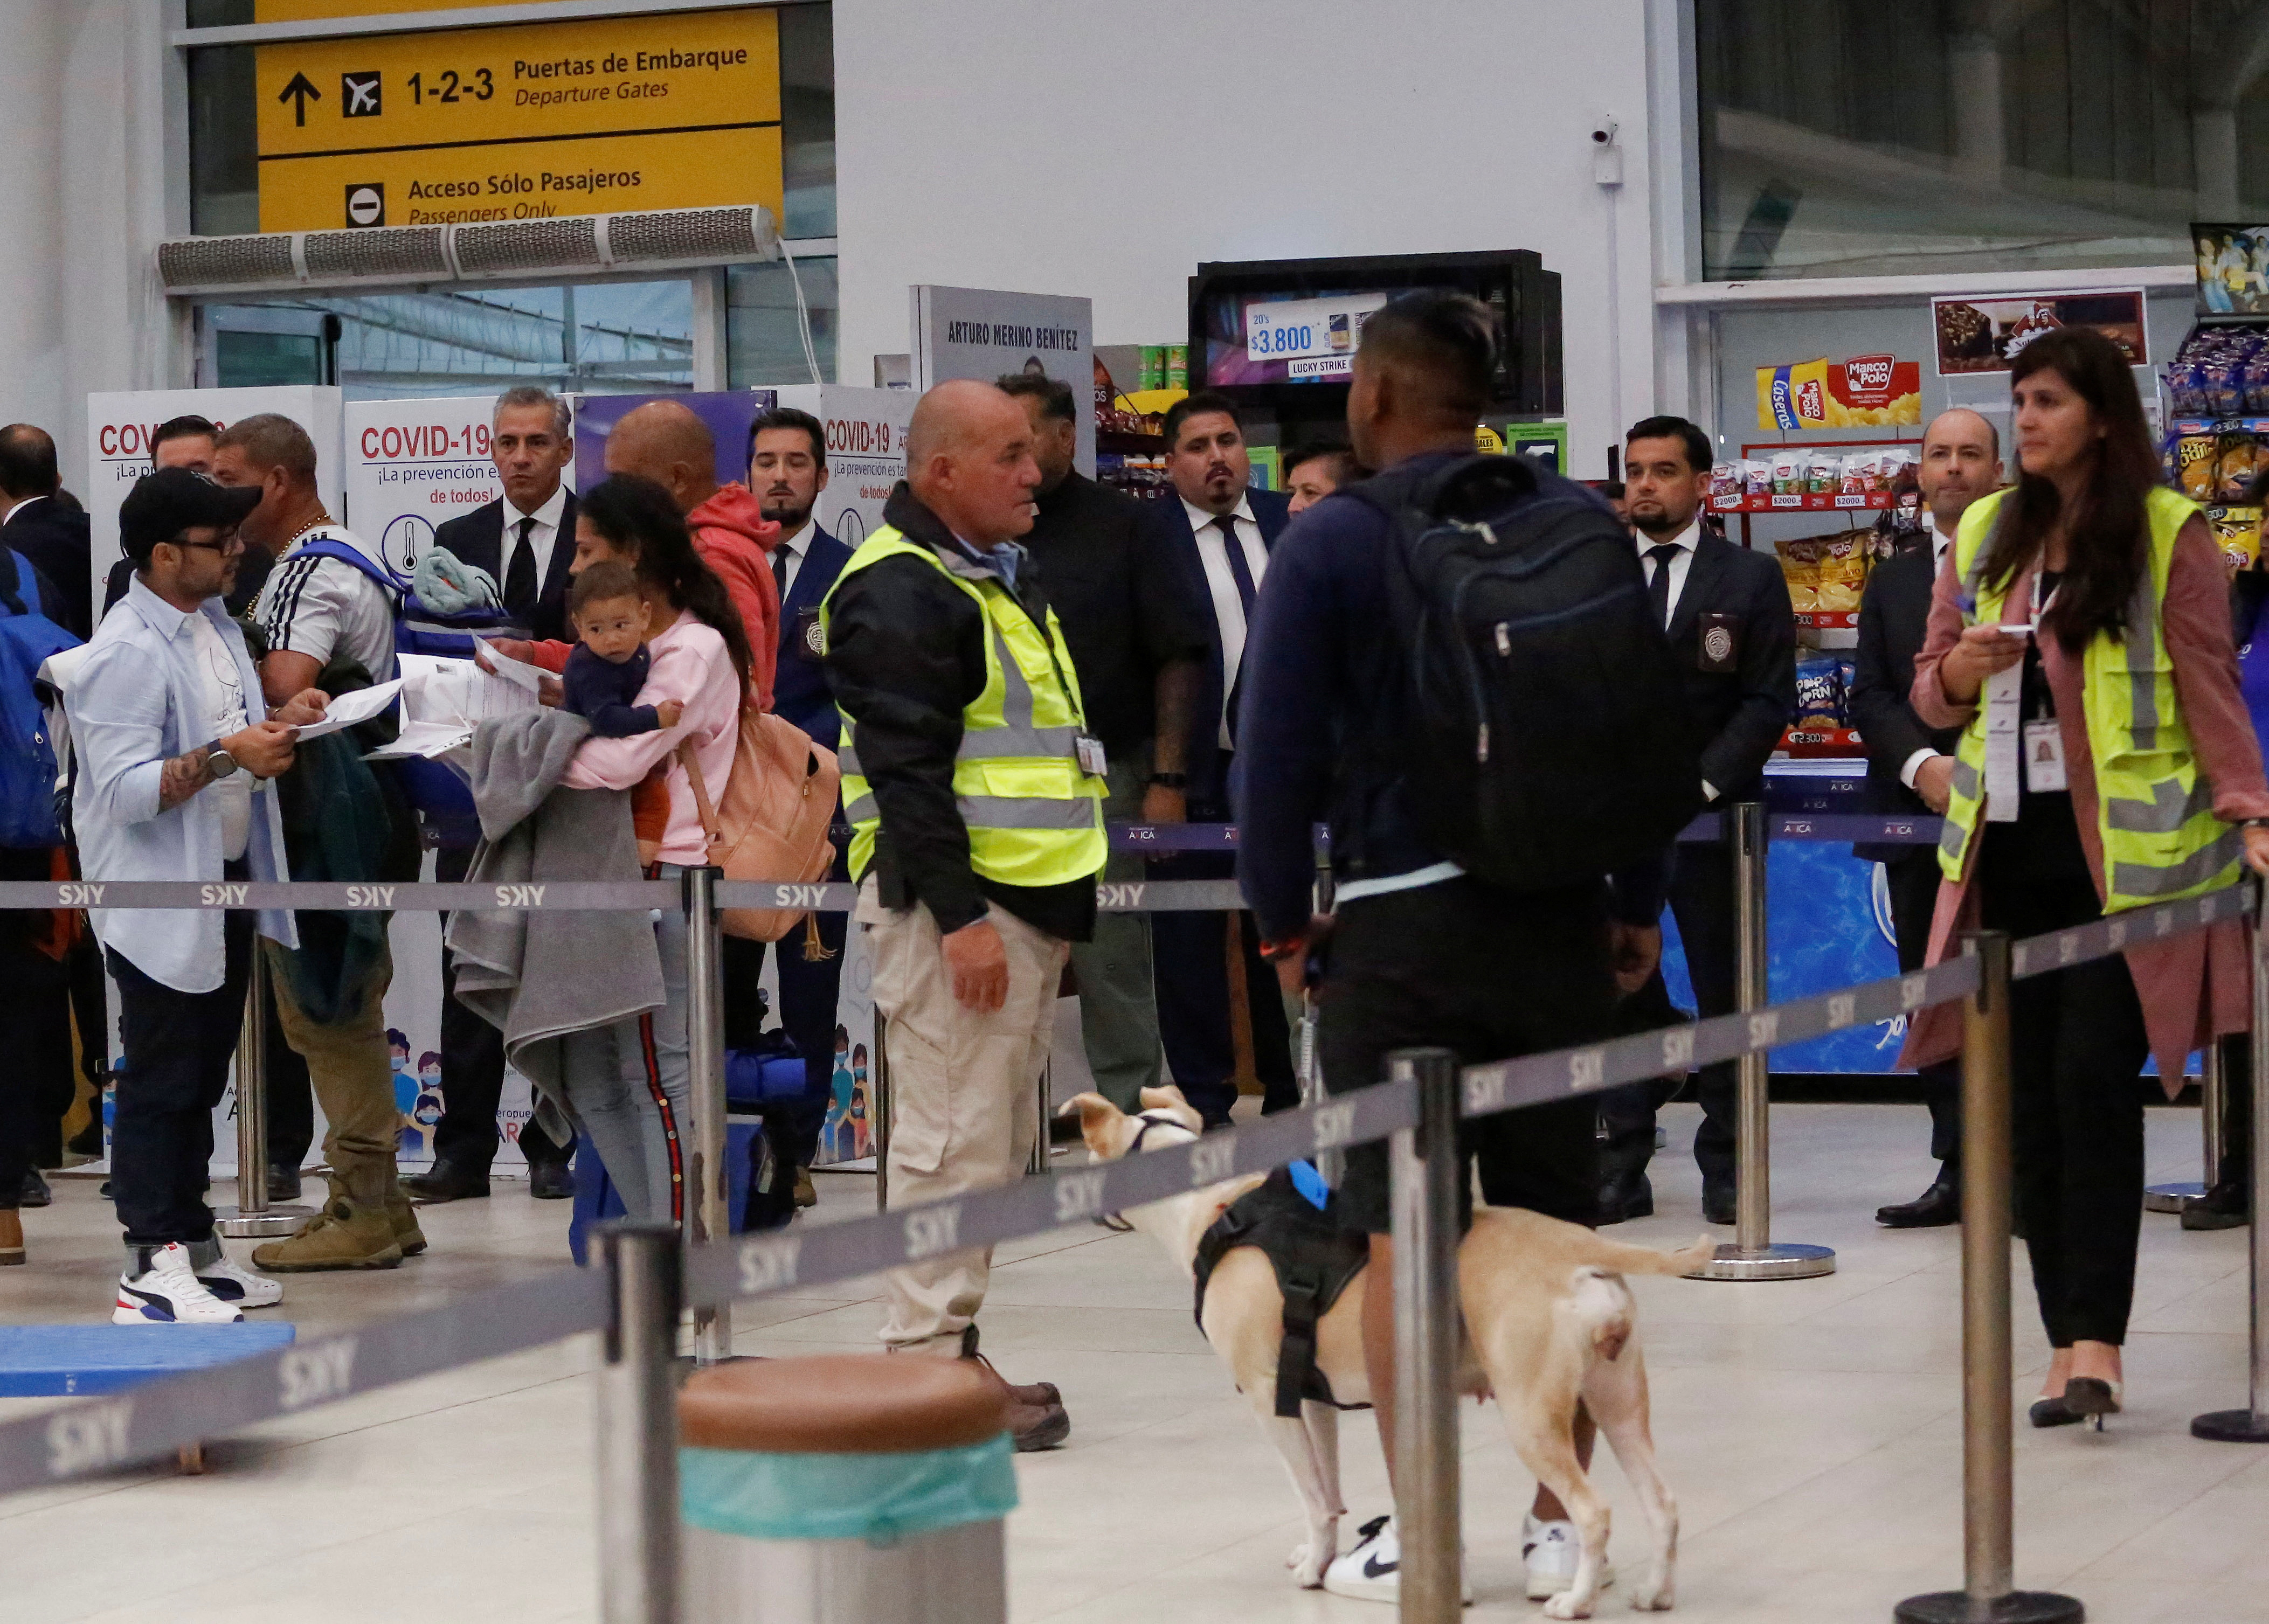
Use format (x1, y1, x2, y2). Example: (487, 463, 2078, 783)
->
(1690, 1241, 1836, 1281)
(1894, 1589, 2084, 1623)
(212, 1205, 313, 1239)
(2143, 1181, 2204, 1214)
(2190, 1407, 2269, 1443)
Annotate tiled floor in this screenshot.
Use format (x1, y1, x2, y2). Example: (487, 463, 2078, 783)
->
(3, 1102, 2263, 1623)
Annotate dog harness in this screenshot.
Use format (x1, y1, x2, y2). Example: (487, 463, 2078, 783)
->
(1191, 1165, 1372, 1418)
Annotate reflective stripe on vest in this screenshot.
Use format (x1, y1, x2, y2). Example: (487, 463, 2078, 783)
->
(1938, 484, 2236, 911)
(822, 524, 1106, 891)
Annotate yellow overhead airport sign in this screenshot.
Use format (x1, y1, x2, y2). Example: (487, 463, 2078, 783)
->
(253, 9, 782, 233)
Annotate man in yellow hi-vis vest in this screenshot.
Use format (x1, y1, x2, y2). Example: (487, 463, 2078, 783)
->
(821, 380, 1106, 1451)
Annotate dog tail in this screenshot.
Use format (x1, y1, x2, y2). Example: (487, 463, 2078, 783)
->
(1581, 1232, 1719, 1279)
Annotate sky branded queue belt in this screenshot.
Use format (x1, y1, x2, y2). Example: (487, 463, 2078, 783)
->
(0, 878, 2243, 1495)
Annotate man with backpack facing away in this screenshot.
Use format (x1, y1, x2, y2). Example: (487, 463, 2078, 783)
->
(1235, 293, 1684, 1601)
(213, 413, 427, 1272)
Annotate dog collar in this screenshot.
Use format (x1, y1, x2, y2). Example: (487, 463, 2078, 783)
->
(1125, 1110, 1186, 1155)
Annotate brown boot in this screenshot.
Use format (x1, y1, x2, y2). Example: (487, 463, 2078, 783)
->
(0, 1207, 22, 1266)
(384, 1184, 427, 1257)
(794, 1166, 818, 1209)
(252, 1181, 404, 1272)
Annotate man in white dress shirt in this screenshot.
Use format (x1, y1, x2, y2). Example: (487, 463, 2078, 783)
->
(1142, 392, 1299, 1126)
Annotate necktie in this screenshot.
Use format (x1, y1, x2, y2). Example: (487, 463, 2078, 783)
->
(1644, 543, 1681, 628)
(773, 541, 791, 604)
(1216, 514, 1256, 619)
(504, 515, 538, 619)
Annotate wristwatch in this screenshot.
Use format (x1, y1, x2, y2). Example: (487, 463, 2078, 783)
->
(1146, 772, 1188, 790)
(203, 740, 240, 781)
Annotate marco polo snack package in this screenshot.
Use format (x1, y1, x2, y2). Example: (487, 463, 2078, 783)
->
(1774, 530, 1870, 616)
(1770, 450, 1805, 496)
(1806, 453, 1841, 496)
(1710, 461, 1744, 502)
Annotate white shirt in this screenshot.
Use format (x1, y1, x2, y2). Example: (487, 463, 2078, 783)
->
(1184, 495, 1269, 749)
(1898, 517, 1961, 791)
(255, 523, 398, 685)
(1636, 518, 1701, 626)
(774, 518, 814, 602)
(188, 612, 255, 861)
(501, 481, 569, 594)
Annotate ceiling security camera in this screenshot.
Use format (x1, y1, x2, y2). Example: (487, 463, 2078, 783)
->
(1592, 118, 1619, 145)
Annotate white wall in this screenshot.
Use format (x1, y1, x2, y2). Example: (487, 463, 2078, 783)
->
(0, 1, 177, 496)
(833, 0, 1661, 478)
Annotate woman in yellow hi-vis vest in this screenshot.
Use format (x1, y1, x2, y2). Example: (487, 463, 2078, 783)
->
(1903, 328, 2269, 1432)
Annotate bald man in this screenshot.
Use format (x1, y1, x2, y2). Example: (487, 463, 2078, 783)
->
(1849, 406, 2003, 1228)
(820, 379, 1102, 1449)
(604, 400, 781, 707)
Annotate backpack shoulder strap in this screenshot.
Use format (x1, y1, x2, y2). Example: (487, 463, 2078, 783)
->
(676, 731, 728, 861)
(292, 537, 406, 601)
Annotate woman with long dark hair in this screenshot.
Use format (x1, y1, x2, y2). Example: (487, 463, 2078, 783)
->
(1904, 327, 2269, 1428)
(546, 473, 750, 1227)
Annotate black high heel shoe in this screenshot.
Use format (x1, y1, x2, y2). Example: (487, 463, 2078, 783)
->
(2028, 1393, 2084, 1428)
(2062, 1376, 2121, 1431)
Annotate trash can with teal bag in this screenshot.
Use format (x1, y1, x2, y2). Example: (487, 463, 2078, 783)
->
(677, 1355, 1016, 1623)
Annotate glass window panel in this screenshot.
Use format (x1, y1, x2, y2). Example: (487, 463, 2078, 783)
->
(1696, 0, 2247, 281)
(217, 329, 324, 388)
(189, 46, 259, 238)
(727, 255, 837, 387)
(185, 0, 254, 24)
(780, 3, 837, 239)
(199, 277, 694, 399)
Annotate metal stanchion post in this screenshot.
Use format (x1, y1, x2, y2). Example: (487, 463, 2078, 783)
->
(2192, 878, 2269, 1444)
(215, 949, 312, 1238)
(1696, 801, 1833, 1281)
(873, 1010, 892, 1211)
(1388, 1047, 1461, 1623)
(683, 866, 730, 1365)
(2146, 1042, 2220, 1212)
(1897, 932, 2083, 1624)
(1028, 1059, 1053, 1176)
(598, 1222, 683, 1624)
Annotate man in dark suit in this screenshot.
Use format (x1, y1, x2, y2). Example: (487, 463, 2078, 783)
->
(1849, 407, 2001, 1227)
(730, 405, 855, 1219)
(1600, 415, 1797, 1224)
(1141, 391, 1299, 1126)
(0, 424, 91, 640)
(406, 385, 579, 1203)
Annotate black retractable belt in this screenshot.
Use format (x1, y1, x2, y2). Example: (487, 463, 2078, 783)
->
(1191, 1167, 1372, 1418)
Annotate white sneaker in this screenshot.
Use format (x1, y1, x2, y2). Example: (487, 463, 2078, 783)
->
(114, 1243, 244, 1325)
(195, 1246, 283, 1309)
(1322, 1515, 1472, 1605)
(1523, 1512, 1613, 1600)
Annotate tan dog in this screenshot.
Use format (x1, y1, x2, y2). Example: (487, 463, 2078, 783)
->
(1068, 1086, 1710, 1618)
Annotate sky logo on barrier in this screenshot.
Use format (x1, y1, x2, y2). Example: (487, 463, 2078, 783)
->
(47, 1400, 132, 1477)
(1312, 1103, 1355, 1150)
(1189, 1137, 1235, 1185)
(280, 1340, 358, 1410)
(1053, 1170, 1109, 1224)
(738, 1236, 801, 1294)
(904, 1204, 960, 1259)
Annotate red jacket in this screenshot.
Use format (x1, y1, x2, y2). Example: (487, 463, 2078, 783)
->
(687, 482, 781, 710)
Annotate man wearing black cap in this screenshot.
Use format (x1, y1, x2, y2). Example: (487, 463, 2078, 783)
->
(67, 469, 323, 1323)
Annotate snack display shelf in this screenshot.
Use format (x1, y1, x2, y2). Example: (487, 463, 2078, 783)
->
(1711, 491, 1895, 513)
(1794, 610, 1858, 630)
(1780, 726, 1863, 759)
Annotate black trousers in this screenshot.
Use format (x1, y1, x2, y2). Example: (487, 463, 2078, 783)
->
(722, 836, 850, 1217)
(1321, 876, 1612, 1235)
(1152, 761, 1298, 1125)
(108, 914, 253, 1249)
(2216, 1032, 2253, 1189)
(429, 846, 571, 1172)
(0, 846, 78, 1205)
(1979, 838, 2150, 1348)
(1599, 842, 1740, 1187)
(1885, 850, 1962, 1169)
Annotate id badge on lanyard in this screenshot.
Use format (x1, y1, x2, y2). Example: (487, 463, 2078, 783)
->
(1983, 577, 2053, 820)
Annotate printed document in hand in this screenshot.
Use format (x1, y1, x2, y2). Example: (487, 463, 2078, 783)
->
(290, 678, 403, 740)
(371, 652, 541, 760)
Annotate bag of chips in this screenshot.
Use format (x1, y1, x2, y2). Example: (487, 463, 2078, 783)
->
(2177, 431, 2220, 500)
(2211, 506, 2263, 574)
(1772, 450, 1804, 495)
(2217, 432, 2260, 503)
(1710, 461, 1743, 502)
(1744, 459, 1773, 497)
(1793, 648, 1847, 732)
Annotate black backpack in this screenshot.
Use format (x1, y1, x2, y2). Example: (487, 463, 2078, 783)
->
(1344, 454, 1703, 892)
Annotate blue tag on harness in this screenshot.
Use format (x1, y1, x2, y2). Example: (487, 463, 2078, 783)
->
(1287, 1158, 1330, 1211)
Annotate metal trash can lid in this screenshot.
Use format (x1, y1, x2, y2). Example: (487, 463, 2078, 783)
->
(680, 1355, 1009, 1454)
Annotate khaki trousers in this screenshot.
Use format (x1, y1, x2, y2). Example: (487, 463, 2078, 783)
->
(860, 877, 1068, 1352)
(264, 938, 402, 1204)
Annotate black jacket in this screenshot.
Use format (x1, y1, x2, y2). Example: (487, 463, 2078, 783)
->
(433, 489, 579, 644)
(5, 498, 90, 640)
(1848, 539, 1960, 864)
(1658, 529, 1797, 804)
(1142, 483, 1295, 804)
(822, 483, 1096, 943)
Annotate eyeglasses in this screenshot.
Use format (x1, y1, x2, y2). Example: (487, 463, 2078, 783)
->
(170, 534, 244, 555)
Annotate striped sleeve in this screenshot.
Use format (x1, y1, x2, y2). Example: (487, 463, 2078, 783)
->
(260, 553, 342, 667)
